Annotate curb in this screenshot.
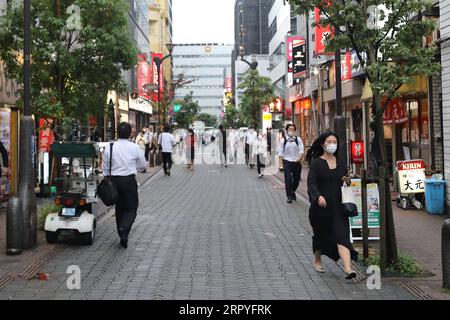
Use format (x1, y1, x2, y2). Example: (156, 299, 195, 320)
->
(0, 166, 163, 290)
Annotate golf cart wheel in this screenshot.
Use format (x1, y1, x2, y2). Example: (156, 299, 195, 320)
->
(45, 231, 59, 244)
(80, 220, 96, 245)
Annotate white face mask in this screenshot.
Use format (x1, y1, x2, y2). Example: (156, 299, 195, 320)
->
(324, 144, 337, 154)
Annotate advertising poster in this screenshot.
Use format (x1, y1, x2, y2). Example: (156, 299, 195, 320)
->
(0, 109, 10, 198)
(349, 179, 380, 229)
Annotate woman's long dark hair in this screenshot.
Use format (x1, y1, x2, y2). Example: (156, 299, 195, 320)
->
(306, 131, 339, 164)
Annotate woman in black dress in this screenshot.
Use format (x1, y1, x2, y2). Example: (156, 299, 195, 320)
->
(306, 131, 358, 279)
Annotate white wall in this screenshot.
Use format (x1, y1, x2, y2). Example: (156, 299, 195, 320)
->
(440, 0, 450, 209)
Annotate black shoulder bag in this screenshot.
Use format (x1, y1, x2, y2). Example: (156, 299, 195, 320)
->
(97, 142, 118, 206)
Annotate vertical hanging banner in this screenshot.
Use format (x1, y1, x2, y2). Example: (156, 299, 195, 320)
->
(286, 37, 295, 87)
(292, 37, 307, 84)
(151, 53, 164, 101)
(38, 118, 55, 152)
(137, 53, 151, 100)
(314, 7, 334, 56)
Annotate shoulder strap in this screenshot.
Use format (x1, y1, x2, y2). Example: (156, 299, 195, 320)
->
(284, 136, 299, 150)
(109, 142, 113, 176)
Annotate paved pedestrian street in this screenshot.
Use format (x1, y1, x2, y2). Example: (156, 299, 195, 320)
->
(0, 161, 415, 300)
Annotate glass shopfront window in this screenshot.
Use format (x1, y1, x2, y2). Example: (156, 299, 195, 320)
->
(400, 99, 431, 169)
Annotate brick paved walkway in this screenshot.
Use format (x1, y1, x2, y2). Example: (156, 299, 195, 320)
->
(0, 161, 415, 300)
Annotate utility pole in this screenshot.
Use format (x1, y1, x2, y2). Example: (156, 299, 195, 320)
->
(20, 0, 37, 249)
(333, 25, 348, 168)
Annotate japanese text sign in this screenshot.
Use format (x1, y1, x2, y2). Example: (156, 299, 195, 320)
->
(351, 141, 364, 163)
(397, 160, 426, 194)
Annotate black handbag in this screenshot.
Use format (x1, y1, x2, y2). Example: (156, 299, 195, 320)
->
(341, 182, 358, 217)
(342, 202, 359, 217)
(97, 142, 118, 206)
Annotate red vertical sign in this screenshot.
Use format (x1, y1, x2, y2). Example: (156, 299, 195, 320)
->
(39, 118, 55, 152)
(137, 53, 151, 99)
(314, 7, 334, 56)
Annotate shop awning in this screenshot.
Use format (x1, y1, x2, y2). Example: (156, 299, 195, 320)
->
(360, 76, 428, 101)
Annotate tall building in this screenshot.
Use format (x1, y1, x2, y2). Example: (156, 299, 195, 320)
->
(173, 44, 233, 118)
(232, 0, 271, 100)
(149, 0, 173, 86)
(234, 0, 271, 56)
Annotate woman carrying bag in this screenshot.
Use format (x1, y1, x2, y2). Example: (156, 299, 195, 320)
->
(306, 131, 358, 279)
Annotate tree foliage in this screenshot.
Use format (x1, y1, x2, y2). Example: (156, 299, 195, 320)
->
(238, 69, 274, 129)
(0, 0, 137, 123)
(173, 91, 199, 128)
(290, 0, 440, 102)
(197, 113, 217, 127)
(221, 103, 245, 129)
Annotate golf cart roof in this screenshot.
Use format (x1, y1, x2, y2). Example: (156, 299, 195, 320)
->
(51, 142, 97, 158)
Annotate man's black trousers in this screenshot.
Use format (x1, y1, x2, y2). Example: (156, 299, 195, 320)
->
(283, 160, 302, 199)
(162, 152, 173, 173)
(111, 175, 138, 241)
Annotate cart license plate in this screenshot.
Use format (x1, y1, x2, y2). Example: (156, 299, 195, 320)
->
(62, 208, 76, 217)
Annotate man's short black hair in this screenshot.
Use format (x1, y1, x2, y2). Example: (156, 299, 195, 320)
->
(285, 123, 296, 131)
(117, 122, 132, 139)
(163, 124, 171, 132)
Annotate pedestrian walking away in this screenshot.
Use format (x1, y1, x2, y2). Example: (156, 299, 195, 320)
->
(102, 122, 147, 249)
(245, 126, 257, 168)
(228, 127, 239, 164)
(143, 127, 153, 162)
(277, 130, 286, 171)
(218, 124, 227, 167)
(253, 133, 268, 178)
(306, 131, 358, 279)
(278, 124, 304, 203)
(135, 128, 147, 172)
(158, 124, 176, 176)
(185, 128, 196, 171)
(266, 127, 272, 155)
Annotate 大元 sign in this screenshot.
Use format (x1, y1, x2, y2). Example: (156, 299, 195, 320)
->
(397, 159, 425, 194)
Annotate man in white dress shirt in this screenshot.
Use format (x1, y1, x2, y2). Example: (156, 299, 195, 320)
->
(245, 126, 258, 168)
(158, 124, 176, 176)
(102, 122, 147, 248)
(278, 123, 304, 203)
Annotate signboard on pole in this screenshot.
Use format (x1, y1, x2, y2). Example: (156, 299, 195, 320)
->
(314, 7, 334, 56)
(349, 179, 380, 240)
(396, 159, 426, 194)
(292, 37, 307, 83)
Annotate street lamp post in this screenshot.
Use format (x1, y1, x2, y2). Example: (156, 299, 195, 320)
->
(153, 45, 174, 127)
(7, 0, 37, 253)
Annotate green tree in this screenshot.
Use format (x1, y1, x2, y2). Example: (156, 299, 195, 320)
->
(290, 0, 441, 272)
(238, 70, 274, 129)
(197, 113, 217, 127)
(173, 91, 199, 128)
(222, 103, 245, 129)
(0, 0, 137, 124)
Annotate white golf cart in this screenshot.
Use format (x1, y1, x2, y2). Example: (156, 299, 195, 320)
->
(44, 142, 99, 245)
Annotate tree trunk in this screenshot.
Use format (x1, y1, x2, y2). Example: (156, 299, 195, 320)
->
(374, 92, 399, 274)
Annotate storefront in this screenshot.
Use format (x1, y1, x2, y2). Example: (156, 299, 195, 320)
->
(129, 95, 152, 135)
(0, 61, 19, 197)
(361, 76, 431, 178)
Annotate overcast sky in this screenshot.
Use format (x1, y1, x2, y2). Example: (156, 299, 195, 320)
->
(172, 0, 235, 44)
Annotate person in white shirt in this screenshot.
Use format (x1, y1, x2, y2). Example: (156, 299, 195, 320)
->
(102, 122, 147, 248)
(158, 124, 176, 176)
(278, 123, 304, 203)
(228, 128, 239, 164)
(245, 126, 258, 168)
(253, 133, 268, 178)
